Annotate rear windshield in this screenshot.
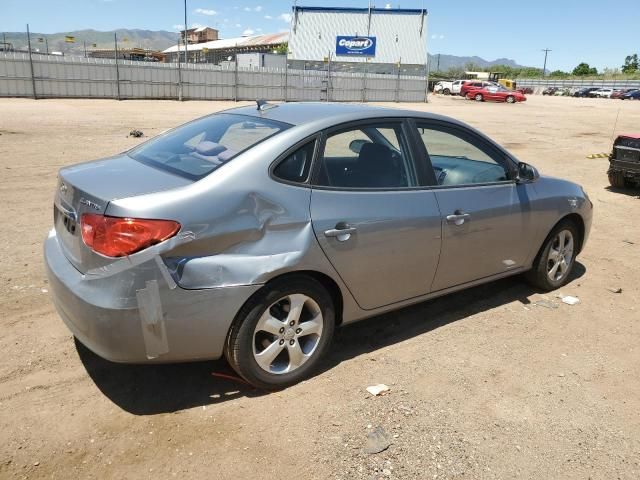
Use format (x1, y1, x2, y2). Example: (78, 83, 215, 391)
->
(129, 113, 290, 180)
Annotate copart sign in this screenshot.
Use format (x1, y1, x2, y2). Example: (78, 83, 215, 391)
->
(335, 36, 376, 56)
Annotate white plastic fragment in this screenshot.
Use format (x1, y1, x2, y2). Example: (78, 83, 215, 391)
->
(561, 296, 580, 306)
(366, 384, 391, 396)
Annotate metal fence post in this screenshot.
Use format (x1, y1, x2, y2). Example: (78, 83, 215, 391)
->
(362, 60, 367, 103)
(113, 33, 121, 100)
(326, 53, 331, 102)
(424, 59, 430, 103)
(234, 51, 238, 102)
(26, 24, 37, 99)
(284, 58, 288, 102)
(395, 57, 401, 103)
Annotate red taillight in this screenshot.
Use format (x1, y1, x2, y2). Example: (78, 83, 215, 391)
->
(81, 214, 180, 257)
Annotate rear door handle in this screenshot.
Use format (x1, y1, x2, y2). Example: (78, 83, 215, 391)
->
(324, 223, 357, 241)
(446, 211, 470, 226)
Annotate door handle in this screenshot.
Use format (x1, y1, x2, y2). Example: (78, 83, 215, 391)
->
(324, 223, 357, 241)
(446, 211, 470, 226)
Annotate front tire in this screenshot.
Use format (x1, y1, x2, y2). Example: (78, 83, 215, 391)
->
(474, 93, 484, 102)
(608, 170, 627, 188)
(525, 220, 580, 291)
(225, 275, 335, 389)
(443, 88, 451, 95)
(506, 95, 515, 103)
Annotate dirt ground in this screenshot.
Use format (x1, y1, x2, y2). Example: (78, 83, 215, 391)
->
(1, 95, 639, 480)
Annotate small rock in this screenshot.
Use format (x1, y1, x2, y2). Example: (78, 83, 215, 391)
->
(129, 129, 144, 138)
(364, 426, 391, 454)
(33, 462, 40, 466)
(607, 287, 622, 294)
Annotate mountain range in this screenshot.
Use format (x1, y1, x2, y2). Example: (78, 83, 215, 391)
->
(2, 29, 522, 69)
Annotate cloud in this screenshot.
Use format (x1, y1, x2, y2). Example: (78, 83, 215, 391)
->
(235, 23, 242, 28)
(172, 24, 184, 30)
(385, 3, 391, 8)
(256, 27, 263, 32)
(191, 23, 204, 29)
(242, 28, 255, 35)
(278, 13, 292, 23)
(195, 8, 217, 15)
(243, 6, 251, 11)
(264, 15, 273, 19)
(244, 5, 263, 12)
(430, 33, 445, 40)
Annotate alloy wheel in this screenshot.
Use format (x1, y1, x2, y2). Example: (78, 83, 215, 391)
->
(252, 294, 323, 374)
(546, 230, 574, 282)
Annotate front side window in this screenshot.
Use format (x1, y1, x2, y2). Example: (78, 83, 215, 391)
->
(315, 124, 415, 189)
(129, 113, 290, 180)
(416, 124, 510, 186)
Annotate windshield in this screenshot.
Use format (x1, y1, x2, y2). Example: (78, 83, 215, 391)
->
(129, 113, 290, 180)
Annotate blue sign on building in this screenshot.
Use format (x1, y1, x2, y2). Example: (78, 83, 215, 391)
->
(335, 36, 377, 57)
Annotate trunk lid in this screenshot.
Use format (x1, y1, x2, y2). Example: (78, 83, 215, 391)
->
(54, 154, 192, 273)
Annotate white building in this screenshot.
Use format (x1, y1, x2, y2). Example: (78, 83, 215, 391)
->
(288, 6, 428, 73)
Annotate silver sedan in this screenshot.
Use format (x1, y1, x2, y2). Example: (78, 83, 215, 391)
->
(45, 102, 592, 389)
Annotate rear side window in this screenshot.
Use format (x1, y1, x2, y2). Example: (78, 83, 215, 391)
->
(314, 123, 416, 189)
(273, 140, 316, 184)
(129, 113, 290, 180)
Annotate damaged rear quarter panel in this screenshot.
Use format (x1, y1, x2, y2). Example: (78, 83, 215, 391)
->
(105, 126, 354, 301)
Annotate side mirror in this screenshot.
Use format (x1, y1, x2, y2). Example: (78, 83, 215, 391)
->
(349, 139, 371, 154)
(516, 162, 539, 183)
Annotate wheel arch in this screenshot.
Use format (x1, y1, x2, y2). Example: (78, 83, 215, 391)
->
(532, 213, 586, 267)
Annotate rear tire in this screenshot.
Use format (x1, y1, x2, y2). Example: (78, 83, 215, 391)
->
(525, 220, 580, 291)
(225, 275, 335, 390)
(443, 88, 451, 95)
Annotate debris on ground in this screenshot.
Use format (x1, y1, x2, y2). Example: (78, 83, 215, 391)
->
(533, 299, 558, 309)
(129, 129, 144, 138)
(622, 239, 635, 245)
(607, 287, 622, 294)
(561, 296, 580, 306)
(363, 426, 391, 454)
(366, 384, 391, 396)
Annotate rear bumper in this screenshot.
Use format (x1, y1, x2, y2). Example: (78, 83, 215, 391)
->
(44, 230, 261, 363)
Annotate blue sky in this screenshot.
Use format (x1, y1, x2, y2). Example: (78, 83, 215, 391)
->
(2, 0, 637, 71)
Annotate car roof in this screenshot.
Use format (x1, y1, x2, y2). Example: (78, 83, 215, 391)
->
(221, 102, 456, 128)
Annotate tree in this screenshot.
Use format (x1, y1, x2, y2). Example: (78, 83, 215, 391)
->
(622, 53, 638, 74)
(572, 62, 598, 76)
(549, 70, 569, 78)
(274, 42, 288, 55)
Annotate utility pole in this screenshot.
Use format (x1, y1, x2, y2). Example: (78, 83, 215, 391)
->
(183, 0, 188, 64)
(26, 24, 37, 99)
(542, 48, 551, 76)
(45, 37, 48, 55)
(83, 40, 87, 58)
(436, 53, 440, 72)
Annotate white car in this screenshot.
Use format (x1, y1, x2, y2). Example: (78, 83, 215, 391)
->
(591, 88, 614, 98)
(451, 80, 465, 95)
(434, 81, 453, 95)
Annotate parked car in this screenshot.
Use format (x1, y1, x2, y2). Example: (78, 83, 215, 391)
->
(465, 84, 527, 103)
(460, 80, 497, 98)
(621, 90, 640, 100)
(574, 87, 600, 97)
(611, 88, 637, 99)
(608, 134, 640, 188)
(45, 102, 592, 389)
(542, 87, 558, 96)
(519, 86, 534, 94)
(590, 88, 614, 98)
(434, 81, 454, 95)
(451, 80, 465, 95)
